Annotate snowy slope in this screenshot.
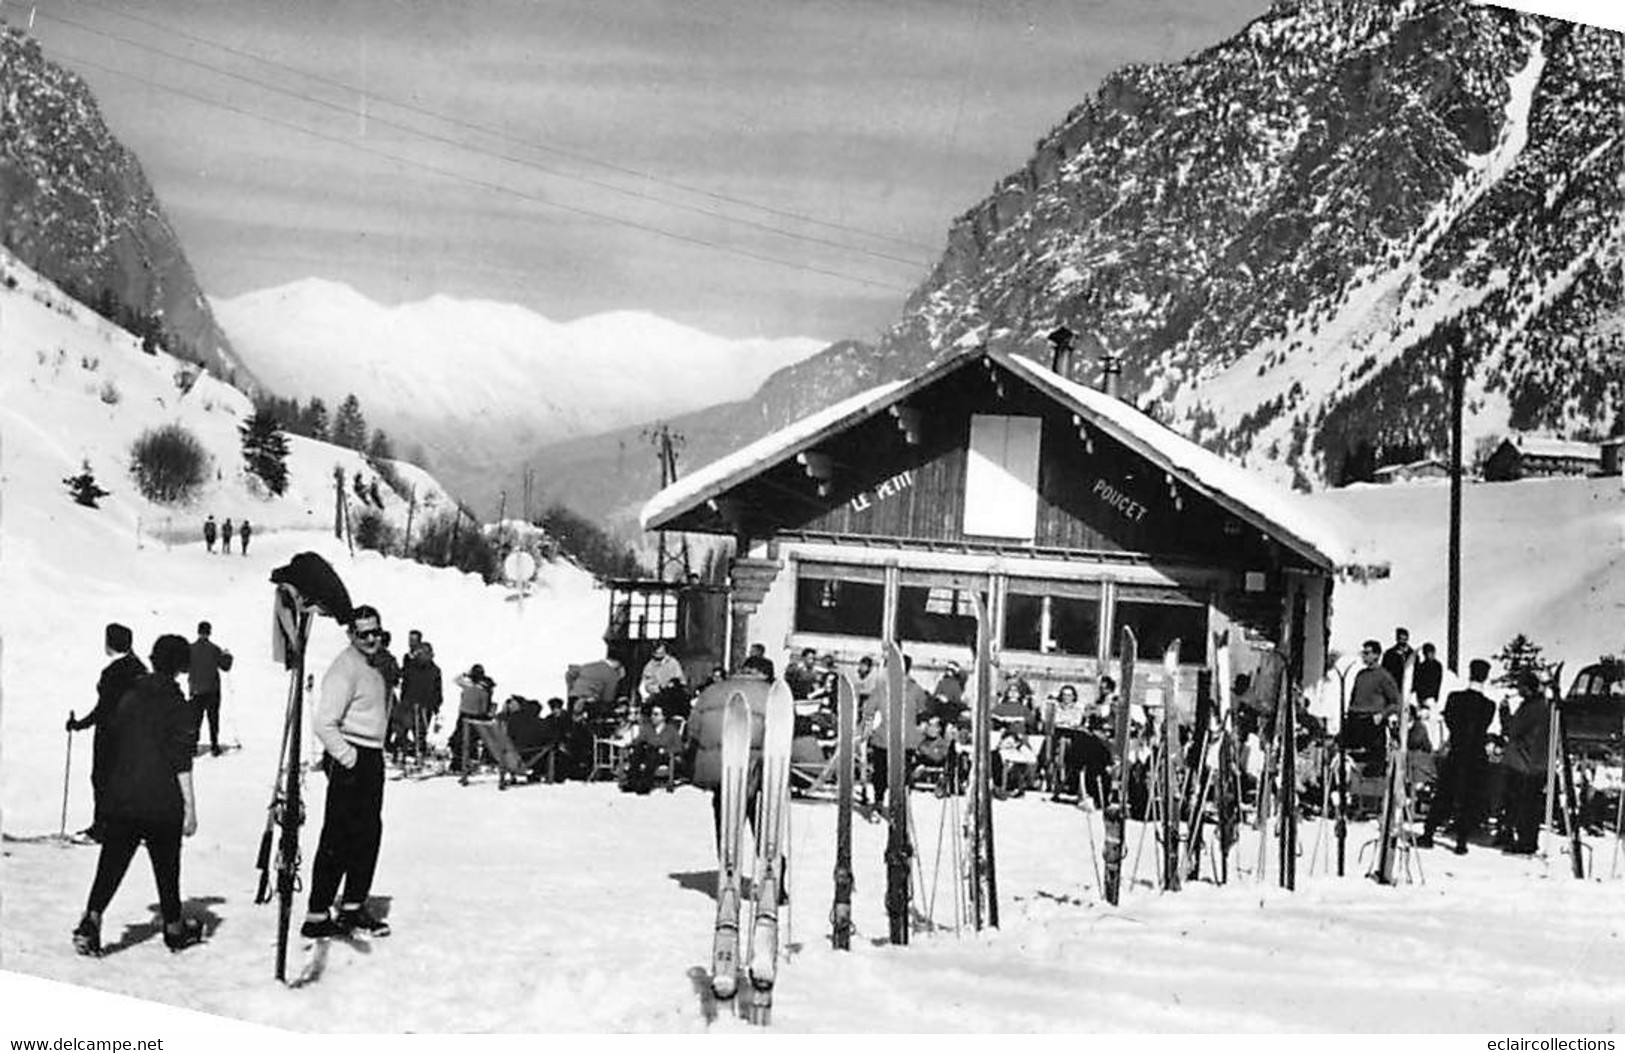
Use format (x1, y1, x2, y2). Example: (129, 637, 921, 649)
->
(212, 279, 828, 508)
(4, 250, 1625, 1033)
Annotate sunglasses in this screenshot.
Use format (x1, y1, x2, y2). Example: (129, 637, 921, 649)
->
(355, 627, 384, 641)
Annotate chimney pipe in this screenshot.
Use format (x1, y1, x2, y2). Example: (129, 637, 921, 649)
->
(1046, 325, 1075, 379)
(1100, 352, 1122, 399)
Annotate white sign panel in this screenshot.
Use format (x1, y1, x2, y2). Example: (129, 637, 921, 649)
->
(963, 414, 1042, 540)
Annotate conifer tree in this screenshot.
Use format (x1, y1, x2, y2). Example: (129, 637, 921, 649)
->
(332, 394, 368, 451)
(239, 409, 291, 496)
(63, 460, 110, 507)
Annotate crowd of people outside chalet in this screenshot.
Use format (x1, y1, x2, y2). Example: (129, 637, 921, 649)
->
(66, 579, 1616, 958)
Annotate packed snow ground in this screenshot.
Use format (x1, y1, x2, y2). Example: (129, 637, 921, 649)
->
(2, 520, 1623, 1032)
(4, 248, 1625, 1032)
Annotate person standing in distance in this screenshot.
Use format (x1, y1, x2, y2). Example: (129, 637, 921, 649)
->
(67, 623, 147, 842)
(188, 622, 234, 756)
(302, 605, 392, 938)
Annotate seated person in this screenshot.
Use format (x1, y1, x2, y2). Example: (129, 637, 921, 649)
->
(996, 727, 1036, 797)
(991, 683, 1035, 734)
(622, 704, 682, 794)
(915, 715, 951, 772)
(563, 698, 597, 780)
(500, 695, 555, 781)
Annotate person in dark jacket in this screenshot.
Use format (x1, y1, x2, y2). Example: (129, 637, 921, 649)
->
(202, 515, 217, 553)
(188, 621, 234, 756)
(394, 631, 443, 761)
(1380, 627, 1414, 689)
(739, 642, 775, 681)
(1413, 642, 1444, 706)
(67, 623, 147, 842)
(238, 519, 253, 555)
(622, 704, 682, 793)
(220, 519, 234, 555)
(1501, 675, 1551, 855)
(1419, 658, 1498, 854)
(72, 634, 202, 956)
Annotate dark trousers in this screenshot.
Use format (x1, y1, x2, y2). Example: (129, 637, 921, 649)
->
(623, 743, 669, 793)
(89, 732, 111, 830)
(1426, 751, 1486, 846)
(308, 748, 385, 914)
(192, 691, 221, 751)
(1509, 769, 1547, 852)
(448, 715, 488, 771)
(85, 815, 183, 924)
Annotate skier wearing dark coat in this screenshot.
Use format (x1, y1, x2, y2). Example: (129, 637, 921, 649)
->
(1420, 659, 1497, 853)
(1501, 678, 1550, 855)
(67, 623, 147, 842)
(1380, 627, 1414, 690)
(394, 632, 443, 758)
(202, 516, 217, 553)
(188, 622, 234, 756)
(220, 519, 234, 555)
(238, 520, 252, 554)
(72, 634, 202, 956)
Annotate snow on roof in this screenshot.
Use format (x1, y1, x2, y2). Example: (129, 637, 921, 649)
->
(1512, 435, 1600, 461)
(642, 349, 1353, 569)
(999, 353, 1352, 568)
(639, 378, 911, 530)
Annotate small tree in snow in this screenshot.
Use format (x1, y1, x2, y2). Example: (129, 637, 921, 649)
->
(239, 408, 291, 496)
(63, 460, 110, 507)
(129, 423, 209, 504)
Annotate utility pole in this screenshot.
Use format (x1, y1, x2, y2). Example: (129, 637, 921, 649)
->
(1448, 323, 1464, 673)
(644, 423, 687, 581)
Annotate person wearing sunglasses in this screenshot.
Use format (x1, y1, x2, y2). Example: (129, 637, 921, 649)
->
(303, 605, 393, 939)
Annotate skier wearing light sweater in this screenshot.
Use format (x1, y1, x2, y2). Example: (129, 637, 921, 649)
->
(302, 605, 392, 939)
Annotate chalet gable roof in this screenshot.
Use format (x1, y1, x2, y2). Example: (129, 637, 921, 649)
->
(641, 348, 1352, 569)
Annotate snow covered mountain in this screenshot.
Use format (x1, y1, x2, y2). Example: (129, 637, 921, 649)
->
(0, 248, 453, 557)
(213, 278, 827, 512)
(532, 0, 1623, 526)
(0, 28, 244, 385)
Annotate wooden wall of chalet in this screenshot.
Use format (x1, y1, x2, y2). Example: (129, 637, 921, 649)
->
(733, 363, 1312, 574)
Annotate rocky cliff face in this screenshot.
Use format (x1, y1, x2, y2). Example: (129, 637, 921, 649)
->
(0, 28, 245, 385)
(534, 0, 1625, 525)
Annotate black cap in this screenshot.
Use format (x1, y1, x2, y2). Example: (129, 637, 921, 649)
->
(105, 623, 133, 653)
(1469, 658, 1492, 681)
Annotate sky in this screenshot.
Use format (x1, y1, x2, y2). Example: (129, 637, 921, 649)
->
(20, 0, 1272, 341)
(14, 1, 1620, 343)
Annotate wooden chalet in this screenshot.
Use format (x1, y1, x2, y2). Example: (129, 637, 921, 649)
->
(641, 349, 1351, 715)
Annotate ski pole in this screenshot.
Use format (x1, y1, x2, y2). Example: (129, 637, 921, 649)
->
(1082, 801, 1102, 893)
(59, 719, 75, 840)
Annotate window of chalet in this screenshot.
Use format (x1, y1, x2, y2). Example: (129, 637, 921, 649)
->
(1111, 584, 1209, 664)
(608, 587, 680, 641)
(1003, 579, 1101, 657)
(963, 414, 1042, 540)
(793, 562, 884, 637)
(898, 569, 986, 646)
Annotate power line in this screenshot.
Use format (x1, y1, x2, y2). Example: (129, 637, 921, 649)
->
(43, 47, 919, 295)
(39, 0, 940, 260)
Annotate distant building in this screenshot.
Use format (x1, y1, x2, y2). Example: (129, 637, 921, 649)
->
(1482, 435, 1602, 482)
(1372, 458, 1449, 484)
(1601, 437, 1625, 477)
